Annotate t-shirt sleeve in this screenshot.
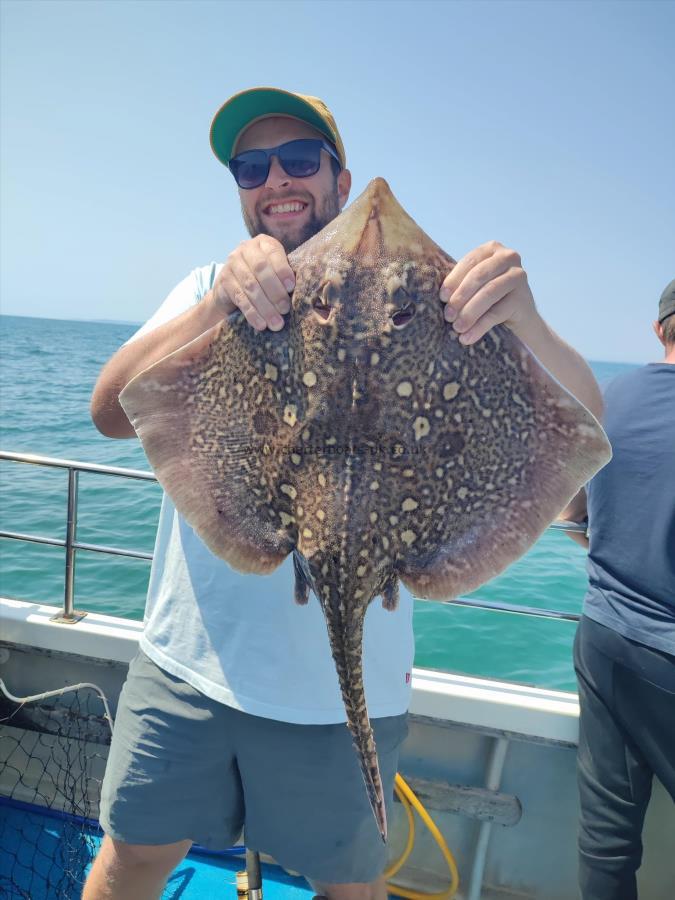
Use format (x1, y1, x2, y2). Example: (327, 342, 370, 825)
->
(124, 262, 222, 346)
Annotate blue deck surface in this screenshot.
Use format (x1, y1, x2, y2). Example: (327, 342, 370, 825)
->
(0, 799, 315, 899)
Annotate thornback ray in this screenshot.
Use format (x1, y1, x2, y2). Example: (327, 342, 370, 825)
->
(119, 177, 612, 842)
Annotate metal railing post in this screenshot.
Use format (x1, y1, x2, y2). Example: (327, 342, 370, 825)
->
(466, 736, 510, 900)
(51, 467, 87, 624)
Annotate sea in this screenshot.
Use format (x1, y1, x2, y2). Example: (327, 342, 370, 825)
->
(0, 314, 638, 692)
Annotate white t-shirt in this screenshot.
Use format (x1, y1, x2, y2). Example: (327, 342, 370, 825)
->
(128, 264, 415, 724)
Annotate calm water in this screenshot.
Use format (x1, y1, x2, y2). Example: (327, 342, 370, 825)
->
(0, 315, 637, 691)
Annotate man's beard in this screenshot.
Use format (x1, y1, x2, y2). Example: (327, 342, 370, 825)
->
(242, 187, 341, 253)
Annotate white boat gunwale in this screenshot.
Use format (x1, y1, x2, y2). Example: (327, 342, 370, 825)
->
(0, 596, 580, 746)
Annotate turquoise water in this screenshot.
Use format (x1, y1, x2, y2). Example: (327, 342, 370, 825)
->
(0, 314, 637, 691)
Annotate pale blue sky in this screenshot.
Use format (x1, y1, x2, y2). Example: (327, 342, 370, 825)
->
(1, 0, 673, 363)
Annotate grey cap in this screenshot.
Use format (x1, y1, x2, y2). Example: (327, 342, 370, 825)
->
(659, 279, 675, 323)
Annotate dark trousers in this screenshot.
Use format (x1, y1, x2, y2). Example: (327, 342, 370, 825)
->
(574, 615, 675, 900)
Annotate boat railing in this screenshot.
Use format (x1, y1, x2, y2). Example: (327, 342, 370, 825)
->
(0, 449, 587, 625)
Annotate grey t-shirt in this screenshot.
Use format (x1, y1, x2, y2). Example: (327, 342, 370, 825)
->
(584, 363, 675, 656)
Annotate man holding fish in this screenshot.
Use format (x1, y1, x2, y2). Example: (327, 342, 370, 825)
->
(85, 87, 604, 900)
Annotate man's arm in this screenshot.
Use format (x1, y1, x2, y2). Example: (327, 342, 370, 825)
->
(91, 292, 228, 438)
(91, 236, 295, 438)
(507, 313, 603, 421)
(557, 487, 590, 549)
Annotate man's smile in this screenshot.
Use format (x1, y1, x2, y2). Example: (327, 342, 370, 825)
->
(262, 199, 310, 219)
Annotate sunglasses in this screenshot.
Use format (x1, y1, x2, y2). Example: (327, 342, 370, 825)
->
(229, 138, 341, 189)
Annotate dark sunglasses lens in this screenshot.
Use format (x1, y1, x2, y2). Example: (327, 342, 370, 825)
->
(279, 140, 321, 178)
(231, 151, 269, 189)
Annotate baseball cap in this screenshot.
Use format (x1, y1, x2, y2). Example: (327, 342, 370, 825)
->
(658, 279, 675, 323)
(210, 87, 346, 169)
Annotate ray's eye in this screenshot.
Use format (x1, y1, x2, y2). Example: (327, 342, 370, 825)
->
(312, 296, 332, 320)
(391, 304, 416, 328)
(313, 281, 336, 321)
(389, 284, 416, 329)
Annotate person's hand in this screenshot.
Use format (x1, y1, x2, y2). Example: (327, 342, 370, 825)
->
(439, 241, 537, 345)
(212, 235, 295, 331)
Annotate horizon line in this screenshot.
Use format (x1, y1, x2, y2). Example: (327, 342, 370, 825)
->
(0, 312, 651, 367)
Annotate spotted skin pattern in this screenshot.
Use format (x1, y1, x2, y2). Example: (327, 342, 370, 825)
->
(120, 178, 611, 842)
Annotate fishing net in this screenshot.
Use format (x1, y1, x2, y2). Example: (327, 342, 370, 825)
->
(0, 678, 113, 899)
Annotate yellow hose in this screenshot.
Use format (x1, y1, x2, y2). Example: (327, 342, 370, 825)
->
(384, 773, 460, 900)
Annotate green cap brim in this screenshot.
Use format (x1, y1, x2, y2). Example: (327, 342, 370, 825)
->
(210, 87, 343, 167)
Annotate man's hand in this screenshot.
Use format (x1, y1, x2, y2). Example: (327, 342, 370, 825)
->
(557, 488, 590, 550)
(439, 241, 536, 345)
(212, 235, 295, 331)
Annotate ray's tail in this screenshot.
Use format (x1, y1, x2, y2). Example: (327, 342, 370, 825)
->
(323, 602, 388, 842)
(348, 696, 388, 843)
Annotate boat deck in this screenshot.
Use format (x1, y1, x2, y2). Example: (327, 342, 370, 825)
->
(0, 798, 315, 900)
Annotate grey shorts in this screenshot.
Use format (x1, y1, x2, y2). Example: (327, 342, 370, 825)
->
(99, 649, 408, 884)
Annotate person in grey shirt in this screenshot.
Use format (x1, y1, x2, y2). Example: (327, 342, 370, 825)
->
(560, 279, 675, 900)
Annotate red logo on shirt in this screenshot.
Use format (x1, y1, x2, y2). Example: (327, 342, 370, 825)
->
(405, 672, 411, 684)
